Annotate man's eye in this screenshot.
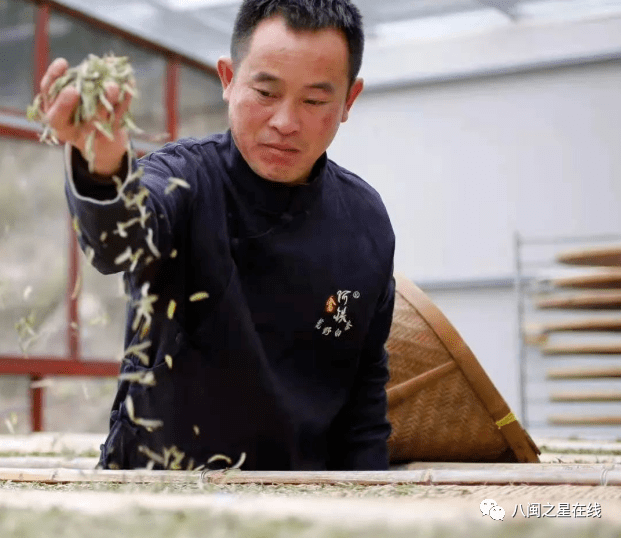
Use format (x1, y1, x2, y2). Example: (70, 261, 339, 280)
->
(305, 100, 327, 106)
(255, 89, 274, 98)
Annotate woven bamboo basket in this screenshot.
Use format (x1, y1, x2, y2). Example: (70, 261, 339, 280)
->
(385, 274, 540, 463)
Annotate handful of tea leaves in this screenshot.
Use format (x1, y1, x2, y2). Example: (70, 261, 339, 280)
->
(27, 53, 142, 171)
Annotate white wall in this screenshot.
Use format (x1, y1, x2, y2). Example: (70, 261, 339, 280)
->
(327, 20, 621, 437)
(330, 60, 621, 282)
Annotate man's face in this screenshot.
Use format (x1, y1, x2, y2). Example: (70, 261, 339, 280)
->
(218, 16, 363, 184)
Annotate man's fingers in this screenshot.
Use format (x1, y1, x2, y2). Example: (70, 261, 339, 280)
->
(38, 57, 135, 146)
(45, 86, 80, 131)
(95, 82, 132, 133)
(40, 58, 69, 103)
(103, 81, 121, 105)
(113, 91, 133, 130)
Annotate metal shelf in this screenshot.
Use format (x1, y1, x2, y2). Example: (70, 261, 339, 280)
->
(515, 232, 621, 439)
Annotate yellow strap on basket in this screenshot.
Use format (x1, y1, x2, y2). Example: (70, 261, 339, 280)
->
(495, 412, 517, 429)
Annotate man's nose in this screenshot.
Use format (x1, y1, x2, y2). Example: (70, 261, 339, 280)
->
(268, 100, 300, 135)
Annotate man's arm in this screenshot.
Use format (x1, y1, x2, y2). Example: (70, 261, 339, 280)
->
(38, 57, 191, 276)
(327, 272, 396, 470)
(65, 142, 198, 276)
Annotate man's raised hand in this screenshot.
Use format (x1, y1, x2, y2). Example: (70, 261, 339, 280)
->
(32, 55, 137, 177)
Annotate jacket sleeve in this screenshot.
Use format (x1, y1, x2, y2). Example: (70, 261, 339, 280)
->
(64, 142, 196, 276)
(327, 272, 395, 470)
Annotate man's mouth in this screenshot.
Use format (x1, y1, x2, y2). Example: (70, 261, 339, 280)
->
(263, 143, 300, 153)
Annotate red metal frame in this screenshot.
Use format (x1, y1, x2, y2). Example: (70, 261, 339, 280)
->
(44, 0, 218, 78)
(166, 58, 180, 142)
(0, 124, 41, 142)
(0, 0, 219, 432)
(31, 1, 51, 431)
(29, 376, 43, 432)
(68, 225, 81, 366)
(34, 3, 50, 95)
(0, 357, 120, 377)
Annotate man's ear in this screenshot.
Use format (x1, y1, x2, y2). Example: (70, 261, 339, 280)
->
(217, 57, 235, 102)
(341, 78, 363, 123)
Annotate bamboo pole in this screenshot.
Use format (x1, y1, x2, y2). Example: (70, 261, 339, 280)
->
(0, 464, 619, 486)
(0, 433, 104, 455)
(0, 457, 98, 469)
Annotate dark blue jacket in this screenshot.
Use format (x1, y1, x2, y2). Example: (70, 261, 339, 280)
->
(65, 130, 395, 471)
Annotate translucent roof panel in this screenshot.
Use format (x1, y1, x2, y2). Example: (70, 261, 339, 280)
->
(372, 8, 511, 44)
(52, 0, 621, 69)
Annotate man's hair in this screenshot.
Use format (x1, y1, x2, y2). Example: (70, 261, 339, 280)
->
(231, 0, 364, 88)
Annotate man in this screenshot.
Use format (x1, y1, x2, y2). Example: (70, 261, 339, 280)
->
(42, 0, 395, 470)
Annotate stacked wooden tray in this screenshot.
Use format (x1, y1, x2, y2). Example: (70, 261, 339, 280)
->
(530, 245, 621, 427)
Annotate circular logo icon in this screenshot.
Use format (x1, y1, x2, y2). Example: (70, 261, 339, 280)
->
(480, 499, 497, 517)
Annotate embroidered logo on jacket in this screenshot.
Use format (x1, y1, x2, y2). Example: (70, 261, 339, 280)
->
(325, 295, 337, 314)
(316, 289, 360, 338)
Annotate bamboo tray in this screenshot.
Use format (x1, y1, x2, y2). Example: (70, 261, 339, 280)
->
(385, 274, 540, 463)
(548, 416, 621, 426)
(532, 318, 621, 333)
(536, 291, 621, 309)
(546, 366, 621, 379)
(549, 391, 621, 402)
(556, 245, 621, 267)
(541, 342, 621, 355)
(549, 270, 621, 289)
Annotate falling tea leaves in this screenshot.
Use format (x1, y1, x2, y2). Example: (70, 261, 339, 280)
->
(131, 282, 158, 335)
(164, 177, 191, 195)
(123, 340, 151, 367)
(118, 370, 156, 386)
(167, 300, 176, 320)
(189, 291, 209, 302)
(124, 394, 163, 431)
